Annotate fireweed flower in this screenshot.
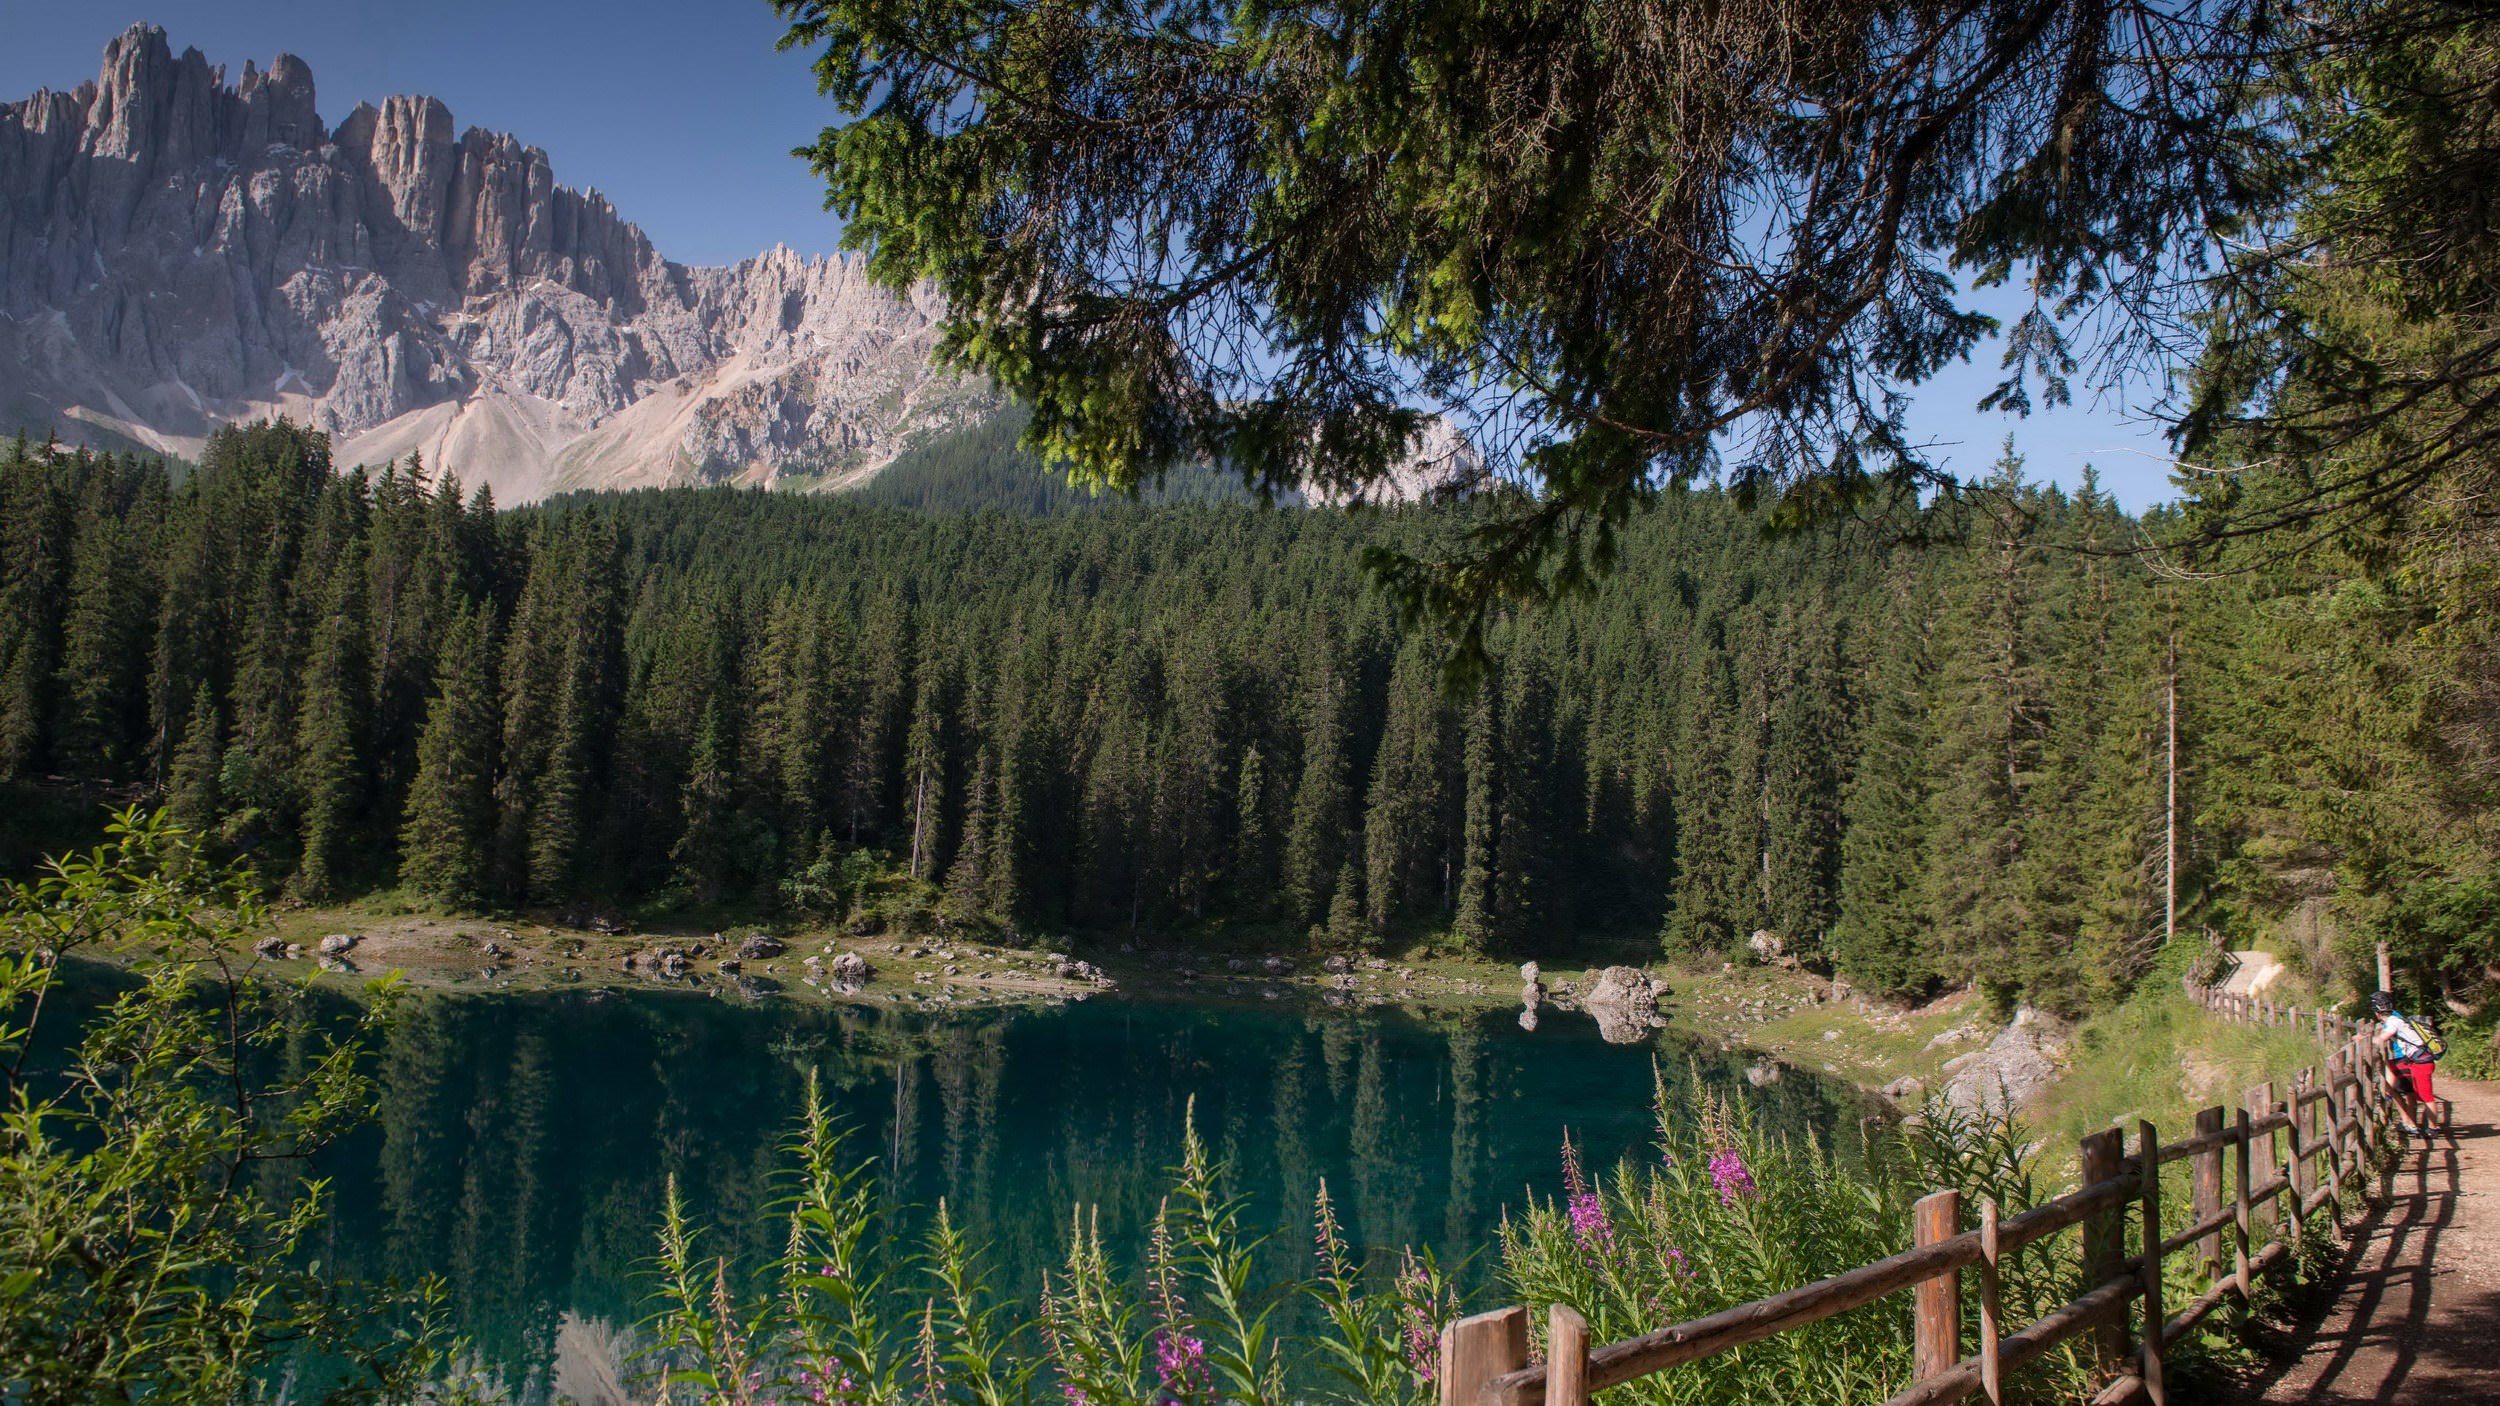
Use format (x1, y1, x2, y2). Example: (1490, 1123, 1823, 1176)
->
(1707, 1147, 1756, 1205)
(1394, 1252, 1441, 1382)
(1567, 1188, 1613, 1247)
(1153, 1329, 1208, 1402)
(1559, 1134, 1613, 1250)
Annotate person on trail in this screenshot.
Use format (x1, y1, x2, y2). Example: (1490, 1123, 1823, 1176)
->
(2371, 991, 2441, 1140)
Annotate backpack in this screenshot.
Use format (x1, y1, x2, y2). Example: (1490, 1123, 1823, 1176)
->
(2415, 1013, 2448, 1063)
(2393, 1011, 2446, 1063)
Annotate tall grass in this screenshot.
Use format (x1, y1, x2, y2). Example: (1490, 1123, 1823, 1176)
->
(642, 1065, 2307, 1405)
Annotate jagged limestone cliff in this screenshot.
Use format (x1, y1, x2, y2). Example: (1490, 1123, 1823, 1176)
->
(0, 25, 991, 501)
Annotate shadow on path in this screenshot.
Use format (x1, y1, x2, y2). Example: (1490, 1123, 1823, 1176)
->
(2215, 1079, 2500, 1404)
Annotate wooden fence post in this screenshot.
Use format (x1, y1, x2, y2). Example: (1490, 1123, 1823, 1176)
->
(1547, 1303, 1590, 1406)
(2138, 1120, 2168, 1406)
(2351, 1038, 2379, 1148)
(2322, 1052, 2346, 1199)
(2245, 1083, 2277, 1238)
(1979, 1197, 2004, 1406)
(2290, 1069, 2314, 1214)
(1913, 1189, 1962, 1382)
(2079, 1127, 2129, 1373)
(2193, 1106, 2225, 1283)
(1439, 1306, 1527, 1406)
(2231, 1106, 2254, 1301)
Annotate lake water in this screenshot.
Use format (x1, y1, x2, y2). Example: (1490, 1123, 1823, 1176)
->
(287, 987, 1867, 1401)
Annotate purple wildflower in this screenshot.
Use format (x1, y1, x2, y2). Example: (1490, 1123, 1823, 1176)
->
(1395, 1252, 1442, 1382)
(1707, 1147, 1756, 1205)
(1559, 1133, 1614, 1252)
(1567, 1189, 1613, 1248)
(1153, 1329, 1209, 1403)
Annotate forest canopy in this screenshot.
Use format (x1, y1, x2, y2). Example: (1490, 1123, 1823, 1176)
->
(3, 424, 2487, 1020)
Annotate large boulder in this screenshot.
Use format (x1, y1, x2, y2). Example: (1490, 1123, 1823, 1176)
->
(1582, 966, 1663, 1044)
(1941, 1006, 2070, 1117)
(317, 933, 359, 957)
(829, 951, 873, 989)
(740, 934, 788, 961)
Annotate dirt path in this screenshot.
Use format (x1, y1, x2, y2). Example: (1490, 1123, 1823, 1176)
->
(2219, 1075, 2500, 1404)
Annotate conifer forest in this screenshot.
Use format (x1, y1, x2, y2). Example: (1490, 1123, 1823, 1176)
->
(4, 415, 2483, 1020)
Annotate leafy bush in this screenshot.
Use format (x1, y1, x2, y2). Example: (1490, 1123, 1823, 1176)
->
(0, 809, 470, 1402)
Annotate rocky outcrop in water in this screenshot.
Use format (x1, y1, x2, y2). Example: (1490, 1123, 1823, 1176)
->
(0, 25, 991, 501)
(1581, 965, 1666, 1044)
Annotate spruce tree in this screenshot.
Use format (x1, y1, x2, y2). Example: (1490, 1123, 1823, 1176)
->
(0, 447, 68, 780)
(1921, 451, 2048, 997)
(53, 486, 151, 776)
(1665, 647, 1744, 954)
(1833, 566, 1939, 997)
(902, 640, 950, 882)
(1451, 689, 1497, 955)
(944, 746, 996, 924)
(673, 697, 739, 903)
(1231, 743, 1274, 917)
(167, 681, 225, 838)
(1762, 605, 1849, 955)
(1283, 670, 1351, 925)
(1362, 645, 1454, 931)
(400, 607, 499, 907)
(1324, 862, 1367, 951)
(295, 540, 370, 898)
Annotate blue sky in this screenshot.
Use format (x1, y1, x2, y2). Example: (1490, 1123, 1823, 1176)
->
(0, 1, 2185, 509)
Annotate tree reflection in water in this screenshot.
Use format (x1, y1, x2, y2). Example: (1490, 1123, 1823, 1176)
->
(301, 989, 1869, 1395)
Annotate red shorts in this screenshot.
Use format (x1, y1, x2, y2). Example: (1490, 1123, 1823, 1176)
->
(2391, 1059, 2435, 1103)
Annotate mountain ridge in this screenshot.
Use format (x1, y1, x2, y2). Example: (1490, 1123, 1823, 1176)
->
(0, 24, 991, 502)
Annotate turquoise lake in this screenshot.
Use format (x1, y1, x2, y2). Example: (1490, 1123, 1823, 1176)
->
(275, 986, 1869, 1401)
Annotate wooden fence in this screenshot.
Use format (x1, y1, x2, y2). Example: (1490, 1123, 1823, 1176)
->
(1440, 982, 2419, 1406)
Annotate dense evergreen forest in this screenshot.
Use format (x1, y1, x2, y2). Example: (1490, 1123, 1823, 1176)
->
(0, 420, 2484, 1017)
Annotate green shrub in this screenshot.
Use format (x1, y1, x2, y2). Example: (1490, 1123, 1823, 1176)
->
(0, 809, 471, 1402)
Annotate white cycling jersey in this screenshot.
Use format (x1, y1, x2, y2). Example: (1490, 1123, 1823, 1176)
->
(2381, 1012, 2429, 1063)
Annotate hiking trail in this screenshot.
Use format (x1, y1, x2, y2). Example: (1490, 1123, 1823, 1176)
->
(2221, 1074, 2499, 1403)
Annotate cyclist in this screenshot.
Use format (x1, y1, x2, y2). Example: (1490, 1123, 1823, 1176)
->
(2370, 991, 2441, 1140)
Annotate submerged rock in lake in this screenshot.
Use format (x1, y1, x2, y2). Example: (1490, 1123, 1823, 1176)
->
(1581, 965, 1665, 1043)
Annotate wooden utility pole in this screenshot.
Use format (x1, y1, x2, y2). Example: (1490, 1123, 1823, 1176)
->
(2377, 941, 2392, 993)
(2166, 633, 2178, 947)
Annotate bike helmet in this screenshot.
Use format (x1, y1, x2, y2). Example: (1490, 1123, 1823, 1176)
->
(2370, 990, 2395, 1016)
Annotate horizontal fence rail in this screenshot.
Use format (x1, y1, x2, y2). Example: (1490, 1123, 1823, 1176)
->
(1443, 982, 2408, 1406)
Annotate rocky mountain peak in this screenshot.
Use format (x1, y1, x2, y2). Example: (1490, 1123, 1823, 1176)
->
(0, 24, 988, 501)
